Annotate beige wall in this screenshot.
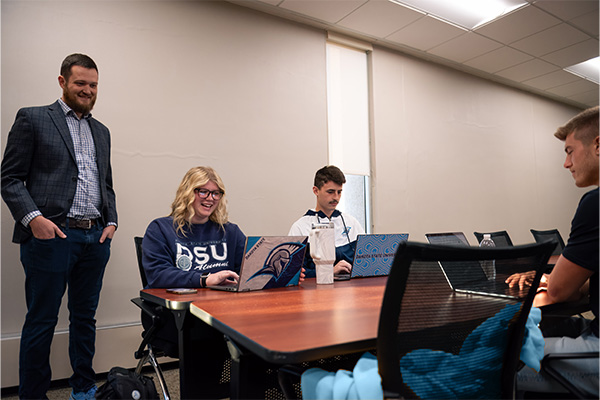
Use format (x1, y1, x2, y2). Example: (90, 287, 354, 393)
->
(1, 0, 586, 387)
(370, 47, 585, 243)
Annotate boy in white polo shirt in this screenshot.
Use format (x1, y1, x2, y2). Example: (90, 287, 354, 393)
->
(289, 165, 365, 278)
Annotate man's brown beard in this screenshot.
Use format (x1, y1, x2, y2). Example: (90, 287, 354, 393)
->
(63, 88, 96, 116)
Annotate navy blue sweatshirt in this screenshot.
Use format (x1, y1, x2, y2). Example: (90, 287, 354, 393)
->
(142, 216, 246, 288)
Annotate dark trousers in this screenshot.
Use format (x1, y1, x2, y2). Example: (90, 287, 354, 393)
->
(18, 222, 111, 399)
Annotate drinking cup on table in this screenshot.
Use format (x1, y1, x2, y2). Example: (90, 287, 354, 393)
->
(309, 223, 335, 284)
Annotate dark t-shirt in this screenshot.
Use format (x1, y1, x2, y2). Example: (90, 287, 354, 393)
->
(562, 188, 599, 336)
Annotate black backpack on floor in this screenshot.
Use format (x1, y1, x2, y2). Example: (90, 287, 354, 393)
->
(96, 367, 159, 399)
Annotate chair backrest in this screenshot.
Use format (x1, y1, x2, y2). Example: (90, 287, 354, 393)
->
(134, 236, 148, 288)
(473, 230, 514, 247)
(530, 229, 565, 257)
(377, 240, 555, 399)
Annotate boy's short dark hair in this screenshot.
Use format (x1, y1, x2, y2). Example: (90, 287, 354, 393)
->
(314, 165, 346, 188)
(60, 53, 98, 81)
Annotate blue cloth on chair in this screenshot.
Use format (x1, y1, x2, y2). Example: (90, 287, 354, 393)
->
(520, 307, 544, 372)
(400, 304, 544, 399)
(301, 352, 383, 400)
(301, 305, 544, 400)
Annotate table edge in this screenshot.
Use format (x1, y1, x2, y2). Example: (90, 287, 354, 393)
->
(190, 302, 375, 364)
(140, 289, 194, 310)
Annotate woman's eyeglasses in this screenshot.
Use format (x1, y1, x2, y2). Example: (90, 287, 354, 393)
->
(194, 188, 224, 200)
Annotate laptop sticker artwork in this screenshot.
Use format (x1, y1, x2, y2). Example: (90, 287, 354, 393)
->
(241, 236, 307, 290)
(351, 233, 408, 277)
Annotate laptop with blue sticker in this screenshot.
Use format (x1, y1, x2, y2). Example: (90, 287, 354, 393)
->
(335, 233, 409, 280)
(208, 236, 308, 292)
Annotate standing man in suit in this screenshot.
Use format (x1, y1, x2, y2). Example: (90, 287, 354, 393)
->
(1, 53, 117, 400)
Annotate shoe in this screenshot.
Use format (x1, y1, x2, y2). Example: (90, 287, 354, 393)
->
(69, 385, 97, 400)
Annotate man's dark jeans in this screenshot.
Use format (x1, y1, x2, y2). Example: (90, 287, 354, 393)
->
(19, 222, 110, 399)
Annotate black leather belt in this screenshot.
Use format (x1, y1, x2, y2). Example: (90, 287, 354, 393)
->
(62, 219, 97, 229)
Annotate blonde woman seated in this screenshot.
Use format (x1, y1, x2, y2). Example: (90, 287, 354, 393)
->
(141, 166, 245, 399)
(143, 166, 244, 289)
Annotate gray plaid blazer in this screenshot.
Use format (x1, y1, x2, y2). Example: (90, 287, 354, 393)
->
(1, 100, 117, 243)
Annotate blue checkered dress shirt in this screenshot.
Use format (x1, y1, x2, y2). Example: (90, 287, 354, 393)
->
(21, 99, 102, 226)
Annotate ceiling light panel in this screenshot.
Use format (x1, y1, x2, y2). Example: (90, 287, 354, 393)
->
(565, 57, 600, 84)
(389, 0, 528, 30)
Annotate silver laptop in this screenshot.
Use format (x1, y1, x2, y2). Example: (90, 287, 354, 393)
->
(425, 232, 526, 299)
(208, 236, 308, 292)
(334, 233, 409, 280)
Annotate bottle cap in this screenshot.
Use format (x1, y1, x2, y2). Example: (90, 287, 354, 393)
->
(483, 233, 491, 239)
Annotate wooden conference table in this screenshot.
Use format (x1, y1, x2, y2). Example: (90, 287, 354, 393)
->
(140, 277, 389, 399)
(141, 274, 518, 399)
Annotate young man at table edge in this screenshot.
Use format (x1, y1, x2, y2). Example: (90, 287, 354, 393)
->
(508, 106, 598, 396)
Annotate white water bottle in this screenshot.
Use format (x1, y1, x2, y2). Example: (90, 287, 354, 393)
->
(480, 233, 496, 281)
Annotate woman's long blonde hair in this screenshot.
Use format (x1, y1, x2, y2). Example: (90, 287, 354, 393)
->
(170, 166, 229, 236)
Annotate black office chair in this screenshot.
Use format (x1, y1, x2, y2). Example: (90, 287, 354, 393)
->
(474, 230, 514, 247)
(378, 241, 553, 399)
(131, 236, 176, 400)
(530, 229, 565, 257)
(280, 240, 555, 399)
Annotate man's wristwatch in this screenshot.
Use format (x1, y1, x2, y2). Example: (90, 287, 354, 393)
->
(201, 272, 211, 288)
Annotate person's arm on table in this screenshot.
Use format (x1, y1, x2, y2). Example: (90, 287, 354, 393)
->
(334, 260, 352, 275)
(299, 268, 306, 283)
(506, 271, 537, 290)
(533, 255, 592, 307)
(204, 270, 239, 287)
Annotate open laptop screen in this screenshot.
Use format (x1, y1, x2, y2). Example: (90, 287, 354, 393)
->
(425, 232, 486, 287)
(209, 236, 307, 292)
(351, 233, 409, 278)
(425, 232, 470, 247)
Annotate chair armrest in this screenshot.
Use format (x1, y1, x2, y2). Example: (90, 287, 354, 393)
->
(543, 351, 599, 361)
(131, 297, 165, 320)
(131, 297, 168, 359)
(541, 351, 599, 399)
(539, 298, 590, 318)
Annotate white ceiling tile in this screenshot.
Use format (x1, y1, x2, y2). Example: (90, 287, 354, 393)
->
(427, 32, 503, 63)
(495, 58, 559, 82)
(567, 89, 599, 106)
(541, 38, 600, 68)
(279, 0, 367, 23)
(385, 14, 464, 51)
(546, 78, 599, 97)
(533, 0, 599, 22)
(570, 11, 599, 38)
(510, 23, 591, 57)
(338, 0, 423, 38)
(463, 46, 533, 73)
(521, 69, 582, 90)
(227, 0, 599, 108)
(475, 5, 561, 45)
